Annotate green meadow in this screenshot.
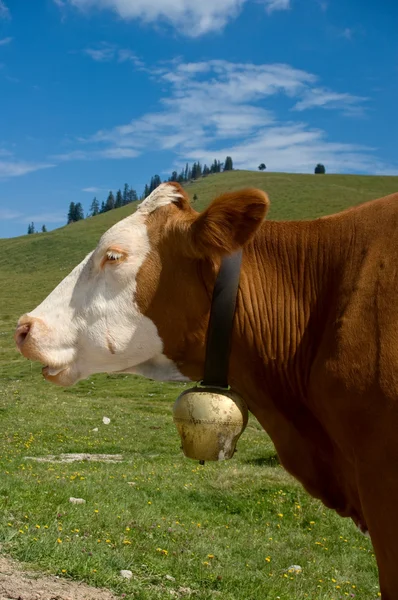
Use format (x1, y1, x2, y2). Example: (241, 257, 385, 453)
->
(1, 171, 398, 599)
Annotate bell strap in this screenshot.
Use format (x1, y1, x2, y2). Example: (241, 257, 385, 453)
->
(201, 249, 243, 389)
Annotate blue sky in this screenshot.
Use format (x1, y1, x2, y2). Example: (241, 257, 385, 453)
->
(0, 0, 397, 238)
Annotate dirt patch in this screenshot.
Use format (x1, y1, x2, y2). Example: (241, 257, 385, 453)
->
(24, 454, 124, 464)
(0, 555, 118, 600)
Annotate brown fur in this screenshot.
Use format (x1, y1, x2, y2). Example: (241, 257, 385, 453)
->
(136, 186, 398, 598)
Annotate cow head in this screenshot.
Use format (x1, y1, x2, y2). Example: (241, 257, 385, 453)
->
(15, 183, 269, 386)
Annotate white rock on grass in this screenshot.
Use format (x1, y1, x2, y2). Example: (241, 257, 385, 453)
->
(102, 417, 111, 425)
(120, 570, 133, 579)
(286, 565, 302, 573)
(69, 497, 86, 504)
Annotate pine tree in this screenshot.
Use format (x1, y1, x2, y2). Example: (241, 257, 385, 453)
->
(67, 202, 76, 224)
(127, 188, 137, 203)
(144, 184, 149, 198)
(27, 222, 35, 234)
(74, 203, 84, 221)
(184, 163, 189, 181)
(314, 163, 326, 174)
(115, 189, 123, 208)
(100, 200, 106, 213)
(89, 197, 100, 217)
(122, 183, 130, 206)
(258, 163, 266, 171)
(224, 156, 233, 171)
(191, 162, 197, 179)
(104, 191, 115, 212)
(41, 224, 47, 233)
(169, 171, 178, 182)
(203, 164, 210, 176)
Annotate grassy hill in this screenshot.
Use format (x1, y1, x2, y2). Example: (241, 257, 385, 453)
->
(0, 170, 396, 598)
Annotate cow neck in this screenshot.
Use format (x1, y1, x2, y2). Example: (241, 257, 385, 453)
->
(201, 249, 243, 389)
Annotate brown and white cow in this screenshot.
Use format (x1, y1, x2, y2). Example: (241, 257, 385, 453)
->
(15, 182, 398, 597)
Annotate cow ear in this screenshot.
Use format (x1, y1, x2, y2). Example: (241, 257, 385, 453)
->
(189, 188, 270, 257)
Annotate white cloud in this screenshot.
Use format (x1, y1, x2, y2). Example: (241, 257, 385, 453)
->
(0, 36, 12, 45)
(0, 0, 9, 19)
(264, 0, 290, 13)
(55, 59, 395, 175)
(84, 43, 144, 67)
(293, 88, 368, 116)
(82, 186, 102, 192)
(0, 159, 55, 179)
(53, 147, 139, 161)
(57, 0, 290, 36)
(0, 209, 23, 220)
(84, 46, 115, 62)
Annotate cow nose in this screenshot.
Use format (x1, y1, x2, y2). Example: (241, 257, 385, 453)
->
(15, 320, 33, 350)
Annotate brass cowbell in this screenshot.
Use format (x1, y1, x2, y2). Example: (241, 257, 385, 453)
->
(172, 386, 248, 463)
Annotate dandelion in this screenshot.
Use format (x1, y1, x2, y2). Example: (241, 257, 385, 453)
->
(278, 513, 283, 518)
(94, 509, 99, 513)
(123, 540, 132, 545)
(35, 525, 40, 529)
(57, 538, 62, 543)
(148, 501, 152, 505)
(62, 569, 66, 573)
(203, 561, 210, 566)
(208, 554, 214, 559)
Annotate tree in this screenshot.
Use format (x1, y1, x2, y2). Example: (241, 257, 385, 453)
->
(144, 184, 149, 198)
(203, 164, 210, 176)
(74, 203, 84, 221)
(128, 188, 138, 203)
(100, 200, 106, 213)
(210, 159, 222, 174)
(169, 171, 178, 182)
(122, 184, 130, 206)
(315, 163, 326, 174)
(258, 163, 266, 171)
(41, 224, 47, 233)
(224, 156, 233, 171)
(104, 191, 115, 212)
(89, 197, 99, 217)
(27, 222, 35, 234)
(67, 202, 76, 224)
(115, 189, 123, 209)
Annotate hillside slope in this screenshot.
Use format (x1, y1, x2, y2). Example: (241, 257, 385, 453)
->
(2, 170, 398, 276)
(1, 170, 397, 325)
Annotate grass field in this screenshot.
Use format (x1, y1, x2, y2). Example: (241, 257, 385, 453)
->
(1, 170, 398, 599)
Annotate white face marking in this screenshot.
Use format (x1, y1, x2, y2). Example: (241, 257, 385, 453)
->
(21, 184, 189, 386)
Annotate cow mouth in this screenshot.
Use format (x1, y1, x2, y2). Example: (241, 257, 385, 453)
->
(43, 365, 67, 377)
(42, 364, 76, 386)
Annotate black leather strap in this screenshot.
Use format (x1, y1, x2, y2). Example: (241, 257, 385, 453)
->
(202, 250, 243, 389)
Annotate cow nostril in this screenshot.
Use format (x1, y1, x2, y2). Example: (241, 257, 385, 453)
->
(15, 324, 31, 349)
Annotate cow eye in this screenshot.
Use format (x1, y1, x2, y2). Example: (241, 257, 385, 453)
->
(104, 249, 126, 265)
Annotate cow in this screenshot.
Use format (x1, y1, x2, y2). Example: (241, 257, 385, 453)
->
(15, 182, 398, 598)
